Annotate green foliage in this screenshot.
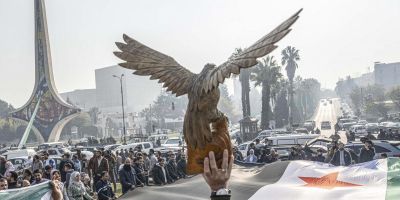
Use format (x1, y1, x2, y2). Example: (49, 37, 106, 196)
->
(218, 84, 241, 123)
(387, 86, 400, 110)
(281, 46, 300, 82)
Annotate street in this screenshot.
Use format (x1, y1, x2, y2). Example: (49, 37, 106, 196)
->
(312, 98, 347, 143)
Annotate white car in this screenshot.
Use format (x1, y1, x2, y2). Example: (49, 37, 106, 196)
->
(349, 125, 367, 136)
(40, 148, 71, 157)
(162, 138, 183, 148)
(114, 142, 154, 154)
(2, 149, 36, 160)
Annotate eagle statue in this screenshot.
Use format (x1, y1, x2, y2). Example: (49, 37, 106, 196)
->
(114, 9, 302, 174)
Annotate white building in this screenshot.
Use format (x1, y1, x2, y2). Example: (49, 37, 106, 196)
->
(374, 62, 400, 91)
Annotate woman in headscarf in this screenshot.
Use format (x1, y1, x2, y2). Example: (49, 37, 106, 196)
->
(67, 171, 94, 200)
(52, 170, 69, 200)
(3, 161, 15, 178)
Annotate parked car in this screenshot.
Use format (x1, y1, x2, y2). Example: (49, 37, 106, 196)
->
(162, 138, 183, 148)
(37, 142, 68, 151)
(349, 125, 367, 136)
(366, 123, 379, 133)
(38, 148, 71, 157)
(114, 142, 154, 154)
(346, 140, 400, 159)
(8, 156, 32, 170)
(357, 120, 368, 125)
(2, 149, 36, 160)
(321, 121, 332, 130)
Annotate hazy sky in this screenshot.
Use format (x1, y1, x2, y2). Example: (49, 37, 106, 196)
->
(0, 0, 399, 108)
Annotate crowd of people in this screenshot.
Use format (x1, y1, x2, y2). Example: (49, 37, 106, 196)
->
(0, 147, 188, 199)
(234, 136, 386, 167)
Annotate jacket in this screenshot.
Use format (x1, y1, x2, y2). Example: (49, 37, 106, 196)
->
(133, 164, 145, 184)
(88, 157, 109, 178)
(119, 165, 137, 194)
(177, 159, 187, 178)
(359, 147, 375, 163)
(151, 164, 172, 185)
(166, 160, 179, 180)
(95, 179, 115, 200)
(330, 149, 352, 166)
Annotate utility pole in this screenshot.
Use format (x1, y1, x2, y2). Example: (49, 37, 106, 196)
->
(112, 74, 127, 145)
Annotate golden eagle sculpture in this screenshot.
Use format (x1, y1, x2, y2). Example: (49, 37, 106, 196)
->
(114, 9, 302, 174)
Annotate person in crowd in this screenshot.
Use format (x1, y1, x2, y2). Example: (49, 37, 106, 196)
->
(148, 149, 158, 173)
(381, 153, 388, 159)
(7, 171, 19, 189)
(255, 138, 264, 149)
(3, 161, 15, 178)
(119, 158, 138, 194)
(31, 155, 44, 172)
(76, 149, 83, 161)
(366, 132, 377, 140)
(246, 143, 256, 157)
(348, 149, 359, 165)
(51, 170, 69, 200)
(133, 157, 146, 186)
(72, 155, 81, 173)
(104, 150, 117, 192)
(288, 147, 304, 160)
(89, 150, 109, 190)
(64, 163, 74, 188)
(32, 169, 48, 185)
(0, 156, 6, 176)
(325, 141, 338, 163)
(177, 154, 187, 179)
(175, 150, 182, 162)
(156, 138, 161, 147)
(142, 153, 150, 185)
(23, 169, 34, 183)
(330, 142, 352, 166)
(67, 171, 94, 200)
(0, 178, 8, 191)
(267, 149, 279, 163)
(359, 140, 376, 163)
(152, 158, 172, 185)
(81, 173, 96, 199)
(378, 129, 386, 140)
(244, 149, 258, 163)
(59, 153, 75, 182)
(233, 147, 243, 161)
(43, 165, 53, 180)
(80, 154, 89, 175)
(166, 154, 179, 181)
(235, 135, 242, 145)
(203, 149, 233, 200)
(257, 149, 268, 163)
(43, 152, 56, 170)
(96, 171, 116, 200)
(312, 149, 326, 162)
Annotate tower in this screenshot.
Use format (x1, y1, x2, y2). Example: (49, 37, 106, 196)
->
(10, 0, 80, 143)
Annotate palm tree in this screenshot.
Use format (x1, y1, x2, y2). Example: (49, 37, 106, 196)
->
(231, 48, 252, 118)
(281, 46, 300, 128)
(251, 56, 282, 130)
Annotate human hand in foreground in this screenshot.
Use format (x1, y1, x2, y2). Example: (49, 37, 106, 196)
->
(203, 149, 233, 191)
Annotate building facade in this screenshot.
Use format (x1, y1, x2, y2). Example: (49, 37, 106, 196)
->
(374, 62, 400, 90)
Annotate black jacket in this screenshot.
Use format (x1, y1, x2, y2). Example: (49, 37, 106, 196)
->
(96, 179, 115, 200)
(133, 164, 146, 184)
(166, 160, 179, 181)
(177, 159, 187, 178)
(59, 159, 75, 182)
(330, 149, 352, 166)
(152, 164, 172, 185)
(119, 165, 137, 194)
(359, 147, 375, 163)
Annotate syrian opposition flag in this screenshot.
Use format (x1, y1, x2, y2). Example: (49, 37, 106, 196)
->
(0, 181, 51, 200)
(123, 158, 400, 200)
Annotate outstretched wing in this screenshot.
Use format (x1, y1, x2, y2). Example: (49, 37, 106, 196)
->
(114, 34, 197, 96)
(200, 9, 302, 95)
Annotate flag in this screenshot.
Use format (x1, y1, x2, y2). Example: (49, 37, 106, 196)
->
(121, 158, 400, 200)
(0, 181, 51, 200)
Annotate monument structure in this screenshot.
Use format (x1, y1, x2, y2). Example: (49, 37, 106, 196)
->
(114, 9, 302, 174)
(10, 0, 80, 144)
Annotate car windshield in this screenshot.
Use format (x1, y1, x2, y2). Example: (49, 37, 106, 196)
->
(166, 139, 180, 144)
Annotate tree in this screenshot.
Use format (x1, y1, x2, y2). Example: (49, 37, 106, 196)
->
(251, 56, 282, 130)
(274, 88, 289, 128)
(281, 46, 300, 127)
(0, 99, 14, 118)
(218, 84, 241, 123)
(388, 86, 400, 110)
(349, 86, 362, 116)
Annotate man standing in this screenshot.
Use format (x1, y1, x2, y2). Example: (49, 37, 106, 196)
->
(0, 178, 8, 191)
(89, 150, 109, 189)
(0, 156, 6, 176)
(245, 149, 258, 163)
(133, 157, 145, 186)
(104, 150, 117, 192)
(119, 158, 137, 195)
(43, 152, 56, 170)
(359, 140, 376, 163)
(152, 158, 172, 185)
(148, 149, 158, 173)
(330, 142, 352, 166)
(96, 171, 116, 200)
(59, 153, 75, 182)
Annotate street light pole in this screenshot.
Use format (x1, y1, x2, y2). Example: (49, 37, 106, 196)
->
(113, 74, 127, 145)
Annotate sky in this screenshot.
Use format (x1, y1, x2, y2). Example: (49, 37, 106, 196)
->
(0, 0, 399, 108)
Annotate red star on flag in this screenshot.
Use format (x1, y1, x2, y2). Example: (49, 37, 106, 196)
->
(298, 172, 361, 189)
